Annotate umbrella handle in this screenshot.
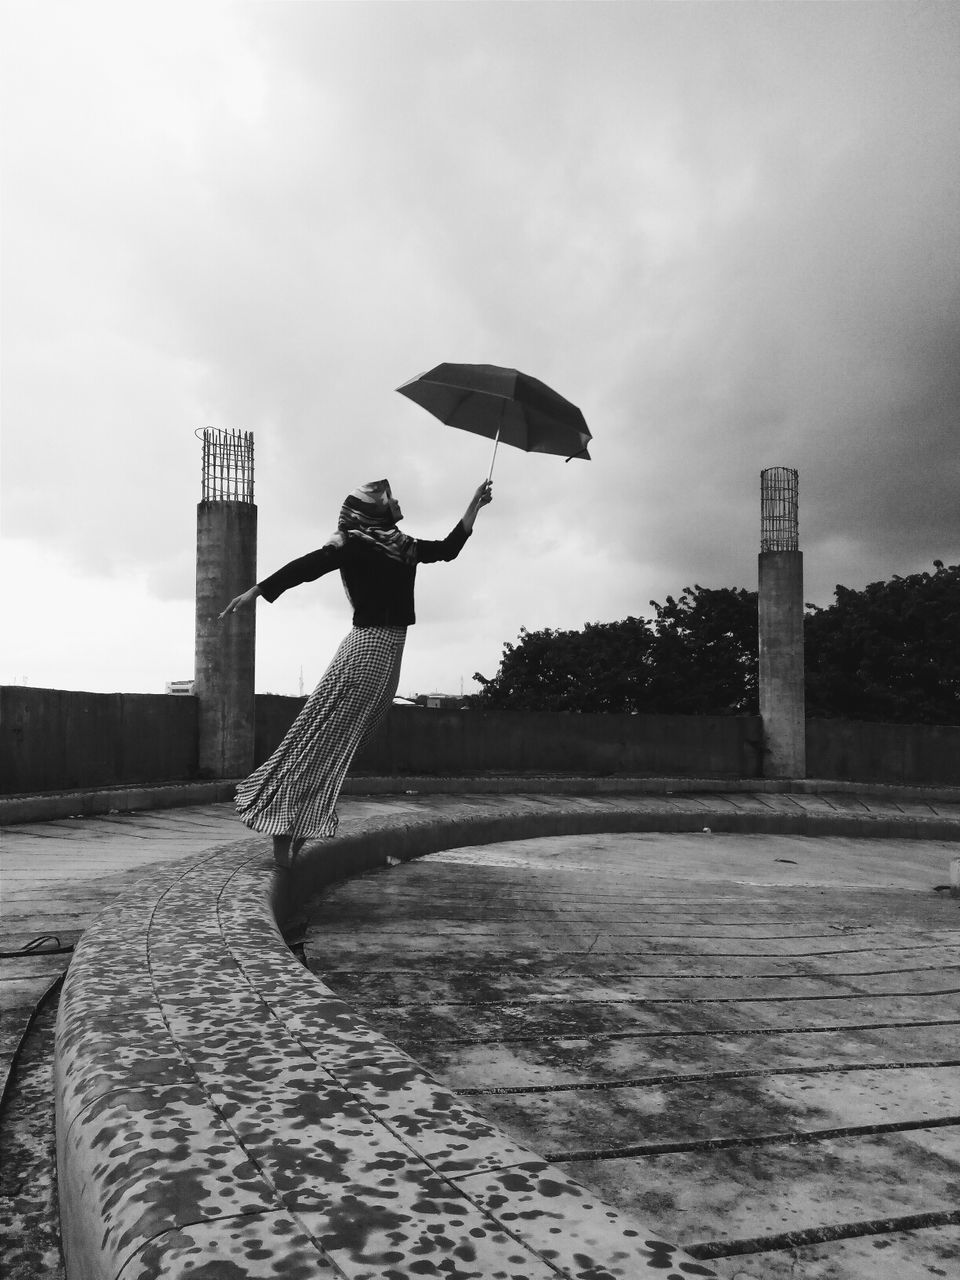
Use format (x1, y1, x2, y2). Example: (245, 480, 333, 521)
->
(487, 425, 501, 481)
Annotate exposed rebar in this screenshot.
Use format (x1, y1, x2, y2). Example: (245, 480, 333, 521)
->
(760, 466, 798, 551)
(199, 427, 254, 502)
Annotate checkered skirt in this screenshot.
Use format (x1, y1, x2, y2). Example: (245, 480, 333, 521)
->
(236, 625, 406, 840)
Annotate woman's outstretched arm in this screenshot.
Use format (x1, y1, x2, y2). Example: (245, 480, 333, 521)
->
(220, 540, 344, 620)
(219, 585, 260, 620)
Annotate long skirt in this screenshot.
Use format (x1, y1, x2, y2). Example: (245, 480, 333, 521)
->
(236, 625, 406, 840)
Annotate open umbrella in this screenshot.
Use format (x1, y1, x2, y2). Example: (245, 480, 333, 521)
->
(396, 362, 591, 479)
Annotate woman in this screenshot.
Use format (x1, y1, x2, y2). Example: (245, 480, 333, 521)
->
(220, 477, 492, 865)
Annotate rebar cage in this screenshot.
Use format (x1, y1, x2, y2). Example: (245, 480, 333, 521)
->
(760, 466, 799, 552)
(200, 428, 254, 503)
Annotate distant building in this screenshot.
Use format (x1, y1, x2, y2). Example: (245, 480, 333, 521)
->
(166, 680, 196, 696)
(422, 693, 463, 710)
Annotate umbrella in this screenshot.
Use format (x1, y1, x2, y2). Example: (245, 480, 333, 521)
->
(396, 363, 591, 479)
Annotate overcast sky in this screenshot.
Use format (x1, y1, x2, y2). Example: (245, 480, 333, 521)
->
(2, 0, 959, 699)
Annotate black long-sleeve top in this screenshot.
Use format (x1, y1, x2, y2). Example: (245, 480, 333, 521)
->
(256, 521, 471, 627)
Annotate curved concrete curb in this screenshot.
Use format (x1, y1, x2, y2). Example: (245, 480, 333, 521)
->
(0, 780, 239, 825)
(55, 794, 960, 1279)
(7, 773, 960, 825)
(284, 794, 960, 915)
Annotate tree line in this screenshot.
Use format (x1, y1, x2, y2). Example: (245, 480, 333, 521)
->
(472, 561, 959, 725)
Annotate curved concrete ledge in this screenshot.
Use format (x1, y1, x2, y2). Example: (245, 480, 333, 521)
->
(0, 780, 239, 825)
(8, 773, 960, 825)
(55, 792, 960, 1279)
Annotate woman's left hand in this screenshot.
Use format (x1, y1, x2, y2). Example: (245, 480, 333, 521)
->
(218, 586, 260, 621)
(471, 479, 493, 510)
(462, 480, 492, 531)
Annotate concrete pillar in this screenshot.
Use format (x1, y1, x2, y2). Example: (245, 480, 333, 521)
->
(194, 430, 257, 778)
(758, 467, 805, 779)
(758, 550, 805, 777)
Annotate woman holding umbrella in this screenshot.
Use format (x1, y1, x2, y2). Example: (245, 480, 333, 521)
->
(220, 477, 492, 866)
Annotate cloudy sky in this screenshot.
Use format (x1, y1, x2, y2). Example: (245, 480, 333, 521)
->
(2, 0, 959, 699)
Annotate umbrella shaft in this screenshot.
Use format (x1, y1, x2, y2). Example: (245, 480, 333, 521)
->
(488, 425, 501, 481)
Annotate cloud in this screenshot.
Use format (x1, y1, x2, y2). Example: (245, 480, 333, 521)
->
(2, 0, 958, 695)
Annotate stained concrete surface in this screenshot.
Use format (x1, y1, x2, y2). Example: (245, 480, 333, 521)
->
(2, 794, 959, 1280)
(0, 803, 263, 1279)
(0, 1000, 62, 1279)
(0, 805, 264, 1098)
(305, 830, 960, 1279)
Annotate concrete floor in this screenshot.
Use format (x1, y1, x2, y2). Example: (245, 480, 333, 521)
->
(2, 796, 958, 1280)
(304, 829, 960, 1280)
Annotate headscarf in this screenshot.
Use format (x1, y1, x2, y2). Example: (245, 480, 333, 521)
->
(329, 479, 417, 565)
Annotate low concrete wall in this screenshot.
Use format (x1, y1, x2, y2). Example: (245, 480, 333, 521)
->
(0, 686, 198, 794)
(254, 693, 304, 768)
(5, 686, 958, 795)
(255, 699, 765, 778)
(807, 718, 960, 787)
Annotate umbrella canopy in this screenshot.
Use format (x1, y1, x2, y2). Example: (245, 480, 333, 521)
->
(396, 363, 591, 477)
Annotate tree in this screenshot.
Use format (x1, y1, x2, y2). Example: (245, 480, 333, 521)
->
(644, 585, 758, 714)
(474, 585, 758, 714)
(473, 561, 959, 724)
(804, 561, 959, 724)
(473, 617, 655, 712)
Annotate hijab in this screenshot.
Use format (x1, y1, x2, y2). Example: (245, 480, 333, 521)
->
(328, 479, 417, 565)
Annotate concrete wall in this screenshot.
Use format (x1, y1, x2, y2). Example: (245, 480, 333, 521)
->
(4, 687, 957, 794)
(255, 694, 305, 770)
(807, 717, 960, 787)
(0, 686, 198, 794)
(254, 698, 764, 778)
